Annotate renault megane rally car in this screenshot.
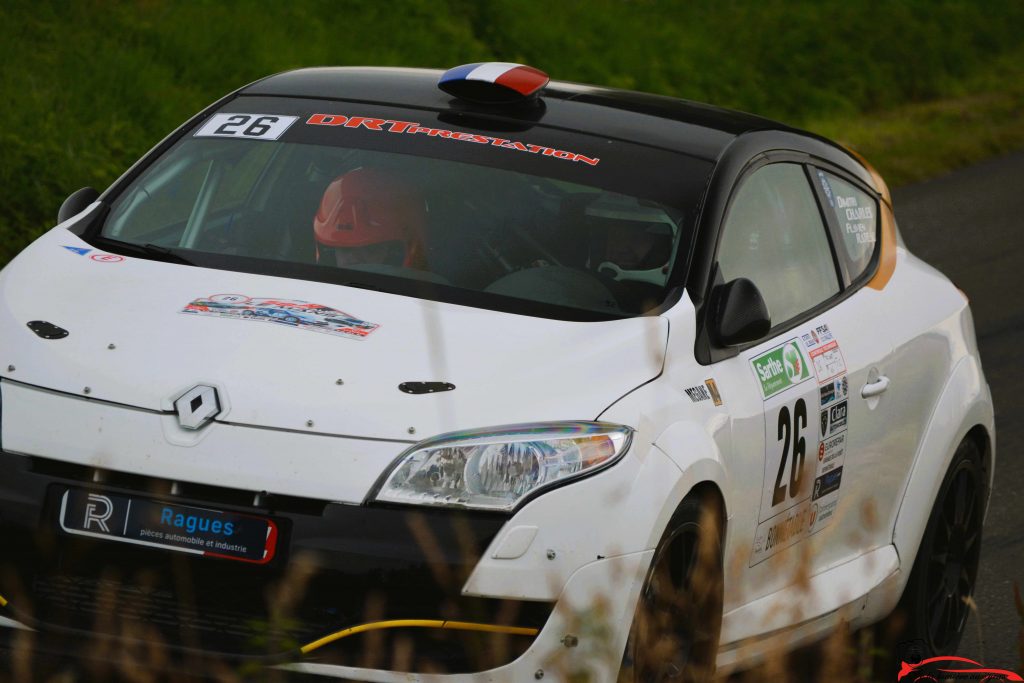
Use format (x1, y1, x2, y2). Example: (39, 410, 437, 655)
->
(0, 63, 994, 681)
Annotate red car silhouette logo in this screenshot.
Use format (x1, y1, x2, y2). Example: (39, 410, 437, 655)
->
(898, 656, 1022, 682)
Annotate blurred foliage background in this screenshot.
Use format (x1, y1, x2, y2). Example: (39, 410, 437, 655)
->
(1, 0, 1023, 263)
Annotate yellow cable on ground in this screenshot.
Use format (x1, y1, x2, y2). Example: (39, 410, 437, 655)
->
(441, 621, 538, 636)
(300, 618, 539, 655)
(0, 594, 7, 608)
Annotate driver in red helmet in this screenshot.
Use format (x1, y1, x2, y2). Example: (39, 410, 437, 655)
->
(313, 167, 427, 269)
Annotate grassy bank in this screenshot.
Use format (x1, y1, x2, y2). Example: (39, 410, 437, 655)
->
(810, 47, 1024, 187)
(1, 0, 1023, 262)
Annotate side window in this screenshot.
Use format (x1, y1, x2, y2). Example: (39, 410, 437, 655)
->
(815, 169, 878, 280)
(717, 163, 840, 327)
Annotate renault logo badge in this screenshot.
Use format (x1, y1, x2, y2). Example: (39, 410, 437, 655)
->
(174, 385, 221, 430)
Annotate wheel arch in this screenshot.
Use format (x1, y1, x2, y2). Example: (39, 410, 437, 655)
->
(963, 422, 994, 516)
(650, 418, 732, 542)
(890, 354, 995, 585)
(682, 480, 728, 542)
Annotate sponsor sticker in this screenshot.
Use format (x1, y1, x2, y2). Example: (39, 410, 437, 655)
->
(817, 432, 846, 473)
(684, 384, 712, 403)
(814, 324, 834, 343)
(751, 325, 850, 562)
(816, 170, 835, 208)
(751, 499, 813, 565)
(836, 195, 877, 246)
(181, 295, 379, 340)
(195, 113, 298, 141)
(64, 245, 123, 262)
(809, 499, 838, 531)
(810, 340, 846, 383)
(821, 375, 850, 407)
(750, 339, 812, 399)
(812, 466, 844, 501)
(59, 488, 278, 564)
(820, 400, 848, 437)
(307, 113, 600, 166)
(90, 253, 125, 263)
(705, 378, 723, 406)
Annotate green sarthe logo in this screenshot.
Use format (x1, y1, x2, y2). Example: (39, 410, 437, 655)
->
(752, 339, 811, 398)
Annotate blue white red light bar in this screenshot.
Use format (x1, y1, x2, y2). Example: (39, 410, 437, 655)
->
(438, 62, 549, 104)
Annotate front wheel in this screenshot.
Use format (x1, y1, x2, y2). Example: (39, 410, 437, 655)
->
(621, 491, 724, 683)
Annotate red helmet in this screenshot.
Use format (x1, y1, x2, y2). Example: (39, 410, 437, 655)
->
(313, 168, 426, 267)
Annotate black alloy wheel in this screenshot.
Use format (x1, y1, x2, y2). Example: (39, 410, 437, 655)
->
(622, 492, 723, 683)
(894, 438, 986, 657)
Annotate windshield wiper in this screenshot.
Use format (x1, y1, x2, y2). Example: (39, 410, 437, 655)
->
(94, 239, 196, 265)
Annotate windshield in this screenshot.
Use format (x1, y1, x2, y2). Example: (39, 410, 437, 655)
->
(99, 96, 712, 319)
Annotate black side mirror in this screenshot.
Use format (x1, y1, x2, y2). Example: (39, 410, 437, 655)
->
(58, 187, 99, 224)
(711, 278, 771, 346)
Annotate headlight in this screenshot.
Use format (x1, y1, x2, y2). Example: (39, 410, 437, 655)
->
(373, 422, 632, 511)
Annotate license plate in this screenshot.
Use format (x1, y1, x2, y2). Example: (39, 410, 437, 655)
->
(58, 488, 279, 564)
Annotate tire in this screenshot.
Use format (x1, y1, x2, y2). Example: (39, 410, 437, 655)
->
(620, 491, 724, 683)
(882, 438, 986, 659)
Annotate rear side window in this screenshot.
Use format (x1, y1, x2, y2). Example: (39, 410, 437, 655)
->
(815, 170, 878, 280)
(717, 163, 840, 327)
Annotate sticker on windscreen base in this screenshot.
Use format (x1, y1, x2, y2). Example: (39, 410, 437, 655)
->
(62, 245, 123, 262)
(307, 114, 600, 166)
(182, 295, 379, 340)
(90, 253, 125, 263)
(195, 114, 299, 141)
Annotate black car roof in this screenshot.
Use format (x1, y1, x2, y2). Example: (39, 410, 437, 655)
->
(241, 67, 800, 162)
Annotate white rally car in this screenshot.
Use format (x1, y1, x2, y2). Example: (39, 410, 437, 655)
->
(0, 63, 994, 682)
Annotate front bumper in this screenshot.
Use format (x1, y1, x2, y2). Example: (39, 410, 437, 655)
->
(0, 382, 683, 680)
(0, 451, 556, 675)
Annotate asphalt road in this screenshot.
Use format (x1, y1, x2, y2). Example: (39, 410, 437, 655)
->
(893, 150, 1024, 671)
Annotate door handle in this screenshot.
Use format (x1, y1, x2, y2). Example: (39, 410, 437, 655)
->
(861, 375, 890, 398)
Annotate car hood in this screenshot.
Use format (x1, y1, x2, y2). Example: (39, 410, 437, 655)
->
(0, 228, 668, 441)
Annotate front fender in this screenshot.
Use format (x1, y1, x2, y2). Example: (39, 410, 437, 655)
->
(460, 439, 691, 601)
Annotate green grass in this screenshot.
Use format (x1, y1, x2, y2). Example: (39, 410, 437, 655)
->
(808, 47, 1024, 187)
(2, 0, 1023, 263)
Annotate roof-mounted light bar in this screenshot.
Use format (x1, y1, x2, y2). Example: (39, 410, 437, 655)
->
(438, 62, 549, 105)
